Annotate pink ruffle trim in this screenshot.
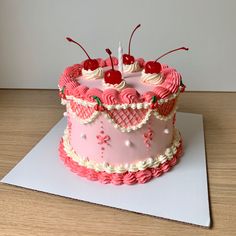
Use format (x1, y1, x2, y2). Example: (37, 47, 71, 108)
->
(58, 59, 184, 104)
(58, 138, 183, 185)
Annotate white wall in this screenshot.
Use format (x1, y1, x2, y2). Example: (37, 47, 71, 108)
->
(0, 0, 236, 91)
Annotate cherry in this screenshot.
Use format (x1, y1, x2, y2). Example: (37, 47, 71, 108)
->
(145, 61, 162, 74)
(123, 24, 141, 65)
(83, 59, 99, 71)
(66, 37, 99, 71)
(104, 48, 122, 85)
(150, 96, 158, 109)
(123, 54, 135, 65)
(144, 47, 189, 74)
(94, 104, 105, 111)
(59, 86, 66, 99)
(93, 96, 105, 111)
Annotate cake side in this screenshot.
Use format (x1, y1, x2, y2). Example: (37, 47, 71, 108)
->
(58, 59, 185, 184)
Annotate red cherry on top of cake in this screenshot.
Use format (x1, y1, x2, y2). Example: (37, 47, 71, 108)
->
(104, 48, 122, 85)
(123, 24, 141, 65)
(145, 47, 189, 74)
(66, 37, 99, 71)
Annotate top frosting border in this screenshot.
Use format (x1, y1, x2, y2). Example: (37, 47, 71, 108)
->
(58, 57, 185, 105)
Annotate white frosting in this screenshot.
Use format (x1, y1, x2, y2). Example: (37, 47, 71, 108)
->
(82, 67, 103, 80)
(102, 80, 126, 91)
(141, 70, 164, 85)
(123, 61, 141, 73)
(62, 127, 181, 174)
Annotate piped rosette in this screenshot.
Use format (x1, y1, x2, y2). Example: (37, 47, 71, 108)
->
(103, 48, 127, 91)
(66, 37, 104, 80)
(123, 60, 142, 73)
(81, 67, 103, 80)
(122, 24, 144, 73)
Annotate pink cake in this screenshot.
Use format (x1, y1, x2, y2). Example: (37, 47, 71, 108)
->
(58, 25, 188, 185)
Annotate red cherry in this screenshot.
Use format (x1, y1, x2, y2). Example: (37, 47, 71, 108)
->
(144, 47, 189, 74)
(123, 54, 135, 65)
(83, 59, 99, 71)
(104, 70, 122, 84)
(94, 104, 105, 111)
(94, 104, 99, 111)
(59, 91, 66, 99)
(145, 61, 162, 74)
(150, 103, 158, 109)
(123, 24, 141, 65)
(104, 48, 122, 85)
(66, 37, 99, 71)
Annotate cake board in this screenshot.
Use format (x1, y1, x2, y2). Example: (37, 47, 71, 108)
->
(0, 112, 211, 227)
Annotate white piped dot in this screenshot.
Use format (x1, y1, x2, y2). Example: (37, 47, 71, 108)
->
(164, 128, 169, 134)
(80, 133, 86, 139)
(125, 140, 132, 147)
(63, 112, 68, 117)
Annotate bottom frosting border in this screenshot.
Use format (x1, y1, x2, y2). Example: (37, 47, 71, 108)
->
(58, 137, 183, 185)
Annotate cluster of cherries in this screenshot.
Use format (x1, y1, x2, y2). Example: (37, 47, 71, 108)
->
(66, 24, 188, 86)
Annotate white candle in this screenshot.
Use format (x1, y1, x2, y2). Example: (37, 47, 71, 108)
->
(118, 41, 123, 74)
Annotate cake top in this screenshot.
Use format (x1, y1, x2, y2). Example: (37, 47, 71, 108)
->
(59, 24, 188, 105)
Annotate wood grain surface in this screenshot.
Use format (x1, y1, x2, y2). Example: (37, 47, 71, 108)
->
(0, 90, 235, 236)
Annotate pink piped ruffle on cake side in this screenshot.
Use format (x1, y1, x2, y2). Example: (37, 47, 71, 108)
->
(58, 138, 183, 185)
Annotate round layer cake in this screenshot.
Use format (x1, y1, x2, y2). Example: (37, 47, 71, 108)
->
(58, 58, 185, 185)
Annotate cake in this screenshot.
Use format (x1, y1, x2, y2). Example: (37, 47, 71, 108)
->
(58, 24, 188, 185)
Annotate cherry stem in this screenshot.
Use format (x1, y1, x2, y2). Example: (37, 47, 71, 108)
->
(155, 47, 189, 62)
(128, 24, 141, 55)
(93, 96, 102, 105)
(152, 96, 157, 103)
(61, 86, 65, 93)
(66, 37, 91, 60)
(105, 48, 114, 70)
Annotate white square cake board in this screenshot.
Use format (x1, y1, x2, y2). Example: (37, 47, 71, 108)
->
(1, 112, 210, 227)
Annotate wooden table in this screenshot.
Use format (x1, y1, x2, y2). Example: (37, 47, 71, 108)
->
(0, 90, 235, 236)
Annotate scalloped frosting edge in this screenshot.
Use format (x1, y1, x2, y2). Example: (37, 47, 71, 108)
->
(60, 127, 182, 174)
(59, 131, 183, 185)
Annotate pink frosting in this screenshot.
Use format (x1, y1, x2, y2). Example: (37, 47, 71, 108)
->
(135, 169, 152, 184)
(59, 61, 184, 101)
(141, 91, 158, 103)
(120, 88, 140, 104)
(105, 57, 118, 66)
(160, 162, 171, 173)
(123, 172, 138, 185)
(63, 64, 83, 79)
(65, 81, 80, 95)
(72, 85, 89, 98)
(102, 89, 120, 105)
(153, 87, 171, 98)
(58, 75, 74, 89)
(135, 58, 145, 67)
(59, 138, 183, 185)
(96, 58, 106, 67)
(87, 169, 99, 181)
(99, 172, 111, 184)
(151, 167, 163, 178)
(85, 88, 103, 102)
(111, 173, 124, 185)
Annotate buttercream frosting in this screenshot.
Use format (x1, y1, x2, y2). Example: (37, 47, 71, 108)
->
(82, 67, 103, 80)
(123, 61, 141, 73)
(141, 71, 164, 85)
(102, 80, 126, 91)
